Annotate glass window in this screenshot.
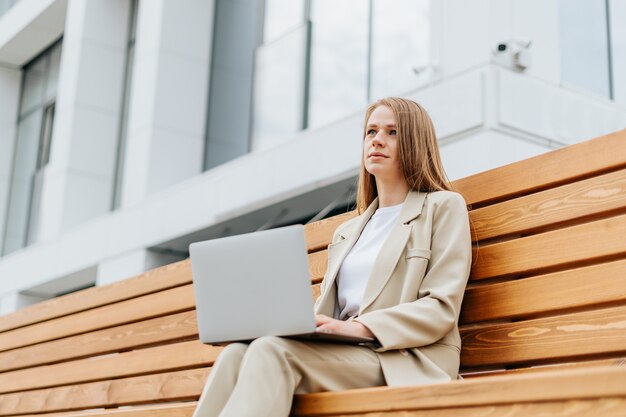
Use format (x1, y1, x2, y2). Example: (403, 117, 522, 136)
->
(204, 0, 264, 169)
(3, 111, 43, 254)
(3, 41, 62, 255)
(0, 0, 19, 18)
(559, 0, 611, 98)
(263, 0, 306, 43)
(112, 0, 139, 210)
(370, 0, 431, 99)
(307, 0, 369, 129)
(248, 0, 433, 152)
(19, 57, 47, 116)
(609, 0, 626, 107)
(251, 25, 308, 152)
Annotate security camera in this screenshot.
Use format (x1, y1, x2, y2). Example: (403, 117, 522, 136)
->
(493, 39, 532, 71)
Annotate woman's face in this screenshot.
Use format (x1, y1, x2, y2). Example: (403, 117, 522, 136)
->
(363, 105, 405, 184)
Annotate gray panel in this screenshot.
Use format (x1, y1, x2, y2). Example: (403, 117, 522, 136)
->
(205, 0, 263, 170)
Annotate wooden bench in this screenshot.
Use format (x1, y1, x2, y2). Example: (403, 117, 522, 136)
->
(1, 129, 626, 416)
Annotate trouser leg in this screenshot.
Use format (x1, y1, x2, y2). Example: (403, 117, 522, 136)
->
(218, 336, 385, 417)
(192, 343, 248, 417)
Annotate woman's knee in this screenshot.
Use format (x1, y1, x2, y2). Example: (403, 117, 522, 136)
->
(216, 342, 248, 366)
(246, 336, 292, 359)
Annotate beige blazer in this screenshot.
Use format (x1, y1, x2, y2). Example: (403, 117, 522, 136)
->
(314, 190, 472, 386)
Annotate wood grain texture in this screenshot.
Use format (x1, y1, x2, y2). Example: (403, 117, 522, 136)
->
(0, 285, 196, 353)
(0, 340, 222, 394)
(292, 366, 626, 415)
(452, 129, 626, 206)
(460, 305, 626, 368)
(16, 402, 196, 417)
(319, 398, 626, 417)
(0, 310, 199, 373)
(470, 213, 626, 281)
(469, 168, 626, 242)
(461, 356, 626, 379)
(308, 250, 328, 283)
(0, 368, 208, 415)
(461, 259, 626, 323)
(16, 398, 626, 417)
(0, 260, 192, 334)
(304, 212, 356, 252)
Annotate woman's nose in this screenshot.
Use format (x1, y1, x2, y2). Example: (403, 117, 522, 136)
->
(372, 133, 385, 146)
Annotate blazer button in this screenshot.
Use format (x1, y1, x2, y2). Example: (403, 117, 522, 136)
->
(399, 349, 409, 356)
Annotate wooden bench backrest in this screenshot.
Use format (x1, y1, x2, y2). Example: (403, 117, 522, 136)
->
(1, 129, 625, 416)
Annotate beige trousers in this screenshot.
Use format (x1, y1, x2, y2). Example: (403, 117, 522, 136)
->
(191, 336, 385, 417)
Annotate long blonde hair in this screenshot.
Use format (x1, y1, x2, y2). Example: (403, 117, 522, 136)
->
(356, 97, 451, 214)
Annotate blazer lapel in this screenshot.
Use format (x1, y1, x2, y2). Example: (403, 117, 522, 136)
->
(359, 190, 428, 313)
(316, 199, 379, 314)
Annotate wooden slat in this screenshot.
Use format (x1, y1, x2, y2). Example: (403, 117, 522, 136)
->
(460, 305, 626, 368)
(15, 369, 626, 417)
(16, 403, 196, 417)
(0, 310, 199, 373)
(470, 212, 626, 281)
(292, 366, 626, 415)
(304, 212, 356, 252)
(469, 168, 626, 242)
(0, 285, 195, 353)
(461, 259, 626, 324)
(0, 260, 192, 334)
(307, 250, 327, 283)
(313, 398, 626, 417)
(0, 340, 221, 394)
(18, 398, 626, 417)
(461, 356, 626, 379)
(0, 368, 208, 415)
(452, 129, 626, 206)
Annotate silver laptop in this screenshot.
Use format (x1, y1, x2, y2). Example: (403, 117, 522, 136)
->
(189, 224, 375, 345)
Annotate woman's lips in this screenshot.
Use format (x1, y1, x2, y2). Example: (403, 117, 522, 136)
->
(369, 153, 388, 158)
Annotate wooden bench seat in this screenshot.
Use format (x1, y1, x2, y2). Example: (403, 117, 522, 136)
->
(1, 129, 626, 416)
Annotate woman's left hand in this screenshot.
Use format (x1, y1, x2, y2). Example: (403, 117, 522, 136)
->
(315, 314, 375, 339)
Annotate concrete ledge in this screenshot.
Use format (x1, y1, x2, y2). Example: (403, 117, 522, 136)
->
(0, 0, 67, 66)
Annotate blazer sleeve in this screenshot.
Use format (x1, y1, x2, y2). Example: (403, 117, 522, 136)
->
(354, 192, 472, 352)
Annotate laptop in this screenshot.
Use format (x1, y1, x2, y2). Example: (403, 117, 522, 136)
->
(189, 224, 375, 345)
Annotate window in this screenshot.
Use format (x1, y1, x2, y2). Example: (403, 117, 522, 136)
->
(609, 0, 626, 107)
(111, 0, 139, 210)
(559, 0, 611, 98)
(307, 0, 369, 129)
(0, 0, 19, 19)
(2, 41, 62, 255)
(370, 0, 431, 99)
(249, 0, 433, 151)
(559, 0, 625, 105)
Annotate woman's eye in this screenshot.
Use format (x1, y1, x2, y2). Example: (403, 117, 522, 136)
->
(389, 130, 397, 135)
(367, 129, 376, 135)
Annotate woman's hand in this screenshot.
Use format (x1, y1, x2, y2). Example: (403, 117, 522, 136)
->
(315, 314, 375, 339)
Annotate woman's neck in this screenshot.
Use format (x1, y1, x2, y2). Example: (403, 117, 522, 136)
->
(375, 180, 410, 208)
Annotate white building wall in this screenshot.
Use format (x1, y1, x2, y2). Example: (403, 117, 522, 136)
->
(1, 0, 626, 313)
(120, 0, 213, 208)
(36, 0, 131, 242)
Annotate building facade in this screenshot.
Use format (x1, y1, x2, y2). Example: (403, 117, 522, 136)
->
(1, 0, 625, 314)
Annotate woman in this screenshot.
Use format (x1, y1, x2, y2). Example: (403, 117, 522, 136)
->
(192, 97, 472, 417)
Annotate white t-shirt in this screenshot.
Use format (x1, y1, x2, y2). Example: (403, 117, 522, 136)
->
(336, 202, 403, 319)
